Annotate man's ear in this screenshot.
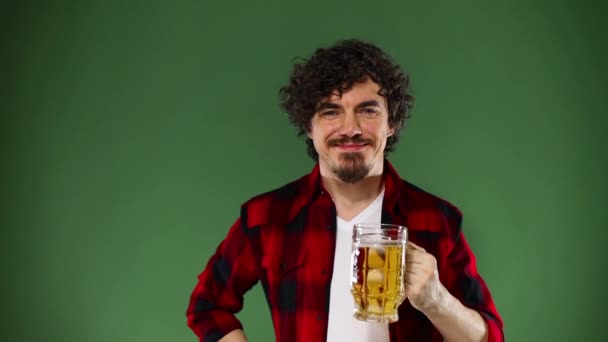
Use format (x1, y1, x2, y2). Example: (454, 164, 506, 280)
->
(388, 126, 395, 137)
(306, 126, 313, 139)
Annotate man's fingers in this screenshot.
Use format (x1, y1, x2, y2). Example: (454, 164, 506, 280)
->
(406, 247, 430, 264)
(407, 241, 425, 252)
(405, 256, 426, 265)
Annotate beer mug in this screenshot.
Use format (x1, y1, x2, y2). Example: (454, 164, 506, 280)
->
(351, 223, 408, 323)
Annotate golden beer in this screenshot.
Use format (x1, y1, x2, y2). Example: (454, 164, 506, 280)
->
(351, 225, 407, 322)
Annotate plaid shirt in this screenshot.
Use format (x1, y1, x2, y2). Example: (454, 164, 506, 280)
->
(187, 160, 504, 341)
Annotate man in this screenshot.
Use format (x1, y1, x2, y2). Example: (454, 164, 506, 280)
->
(186, 39, 503, 341)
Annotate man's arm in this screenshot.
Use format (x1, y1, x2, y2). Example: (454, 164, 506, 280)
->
(418, 279, 489, 341)
(186, 216, 260, 341)
(405, 239, 503, 342)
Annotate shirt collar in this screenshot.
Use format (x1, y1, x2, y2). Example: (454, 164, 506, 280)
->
(289, 159, 402, 223)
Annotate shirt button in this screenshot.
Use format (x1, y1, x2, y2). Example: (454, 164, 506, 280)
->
(321, 269, 327, 275)
(317, 315, 324, 321)
(325, 224, 332, 230)
(280, 263, 286, 270)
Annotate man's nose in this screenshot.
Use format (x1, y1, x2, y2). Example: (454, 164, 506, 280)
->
(338, 112, 362, 137)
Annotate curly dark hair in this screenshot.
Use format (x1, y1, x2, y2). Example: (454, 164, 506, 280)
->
(279, 39, 414, 161)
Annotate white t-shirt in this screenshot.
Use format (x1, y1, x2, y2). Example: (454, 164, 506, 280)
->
(326, 190, 390, 342)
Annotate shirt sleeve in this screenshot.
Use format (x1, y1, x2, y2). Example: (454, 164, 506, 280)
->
(186, 216, 261, 341)
(447, 230, 505, 342)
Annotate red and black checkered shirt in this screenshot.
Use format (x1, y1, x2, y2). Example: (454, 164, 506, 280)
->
(187, 160, 504, 341)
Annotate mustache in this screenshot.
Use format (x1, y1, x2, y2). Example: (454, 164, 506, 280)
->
(328, 137, 374, 147)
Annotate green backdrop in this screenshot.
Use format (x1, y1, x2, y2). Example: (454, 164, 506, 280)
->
(3, 0, 607, 341)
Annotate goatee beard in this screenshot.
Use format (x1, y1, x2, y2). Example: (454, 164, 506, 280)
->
(332, 152, 371, 184)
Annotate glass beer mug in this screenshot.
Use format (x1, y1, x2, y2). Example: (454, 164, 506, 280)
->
(351, 223, 408, 323)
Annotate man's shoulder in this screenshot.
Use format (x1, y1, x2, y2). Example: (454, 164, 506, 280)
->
(396, 178, 463, 232)
(240, 173, 312, 228)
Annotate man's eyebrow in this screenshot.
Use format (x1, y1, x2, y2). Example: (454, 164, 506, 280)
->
(356, 100, 382, 108)
(316, 100, 382, 111)
(316, 102, 341, 111)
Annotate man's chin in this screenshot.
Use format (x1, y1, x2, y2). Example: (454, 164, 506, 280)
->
(336, 170, 369, 184)
(336, 151, 366, 162)
(333, 164, 370, 184)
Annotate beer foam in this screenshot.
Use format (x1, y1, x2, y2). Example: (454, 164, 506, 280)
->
(356, 239, 405, 247)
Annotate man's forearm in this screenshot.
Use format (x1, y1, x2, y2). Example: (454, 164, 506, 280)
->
(218, 329, 249, 342)
(424, 286, 488, 342)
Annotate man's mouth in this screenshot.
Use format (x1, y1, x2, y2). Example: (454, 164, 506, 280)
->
(335, 143, 367, 151)
(329, 138, 372, 152)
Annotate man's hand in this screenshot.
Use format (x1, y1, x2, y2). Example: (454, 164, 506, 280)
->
(218, 329, 249, 342)
(404, 242, 489, 341)
(404, 241, 447, 314)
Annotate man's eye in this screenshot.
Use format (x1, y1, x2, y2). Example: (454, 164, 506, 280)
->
(321, 111, 338, 116)
(361, 108, 379, 116)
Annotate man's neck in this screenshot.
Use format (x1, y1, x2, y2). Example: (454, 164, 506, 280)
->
(320, 165, 385, 222)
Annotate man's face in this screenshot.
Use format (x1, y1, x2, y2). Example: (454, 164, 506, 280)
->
(308, 79, 394, 184)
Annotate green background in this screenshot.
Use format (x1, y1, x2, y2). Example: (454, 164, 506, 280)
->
(3, 0, 607, 341)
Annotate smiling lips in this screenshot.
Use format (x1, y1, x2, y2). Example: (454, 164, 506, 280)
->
(335, 143, 367, 151)
(328, 138, 373, 152)
(328, 137, 374, 152)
